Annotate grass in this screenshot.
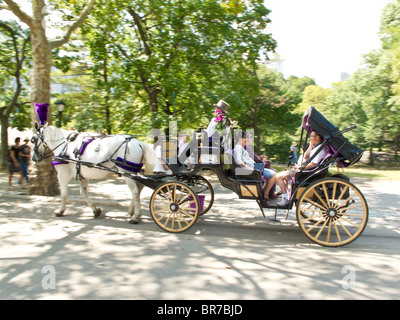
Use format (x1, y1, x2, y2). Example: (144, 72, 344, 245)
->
(338, 162, 400, 181)
(273, 161, 400, 181)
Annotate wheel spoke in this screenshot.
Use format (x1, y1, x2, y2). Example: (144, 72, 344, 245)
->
(334, 185, 349, 206)
(333, 220, 341, 243)
(326, 219, 332, 243)
(312, 188, 329, 210)
(339, 216, 361, 229)
(314, 218, 329, 240)
(321, 183, 331, 208)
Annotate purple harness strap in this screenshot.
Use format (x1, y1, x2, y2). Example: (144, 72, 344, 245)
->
(52, 155, 70, 166)
(115, 157, 143, 173)
(74, 137, 95, 157)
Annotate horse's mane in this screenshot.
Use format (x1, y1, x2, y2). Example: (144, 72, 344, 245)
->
(44, 126, 75, 142)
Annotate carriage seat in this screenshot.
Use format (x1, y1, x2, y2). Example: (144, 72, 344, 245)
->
(293, 149, 334, 185)
(164, 155, 193, 175)
(224, 149, 264, 181)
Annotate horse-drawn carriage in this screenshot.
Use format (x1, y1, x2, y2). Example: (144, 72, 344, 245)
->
(31, 106, 368, 247)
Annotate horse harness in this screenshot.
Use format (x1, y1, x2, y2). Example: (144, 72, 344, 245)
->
(34, 127, 144, 180)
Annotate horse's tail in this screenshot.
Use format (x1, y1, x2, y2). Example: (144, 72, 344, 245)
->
(138, 141, 156, 175)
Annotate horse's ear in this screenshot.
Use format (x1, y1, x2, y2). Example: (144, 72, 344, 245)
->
(44, 122, 48, 127)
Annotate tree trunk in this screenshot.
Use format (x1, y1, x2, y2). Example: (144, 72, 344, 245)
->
(0, 116, 9, 169)
(368, 142, 374, 166)
(28, 7, 59, 196)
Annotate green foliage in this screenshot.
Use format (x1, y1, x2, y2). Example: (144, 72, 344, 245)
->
(7, 0, 400, 163)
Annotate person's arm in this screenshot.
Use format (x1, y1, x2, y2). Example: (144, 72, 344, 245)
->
(10, 149, 19, 167)
(235, 146, 254, 170)
(205, 118, 216, 137)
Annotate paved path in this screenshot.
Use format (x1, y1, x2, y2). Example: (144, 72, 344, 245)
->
(0, 172, 399, 300)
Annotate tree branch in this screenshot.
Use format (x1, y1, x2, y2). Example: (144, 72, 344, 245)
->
(49, 0, 96, 50)
(2, 0, 33, 28)
(127, 6, 151, 56)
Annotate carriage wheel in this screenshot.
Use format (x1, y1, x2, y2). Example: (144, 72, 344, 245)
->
(296, 178, 368, 247)
(187, 175, 214, 216)
(149, 181, 199, 233)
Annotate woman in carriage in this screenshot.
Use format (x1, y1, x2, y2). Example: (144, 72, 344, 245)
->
(276, 129, 328, 207)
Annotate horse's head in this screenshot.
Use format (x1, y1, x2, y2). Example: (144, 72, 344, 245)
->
(31, 122, 50, 163)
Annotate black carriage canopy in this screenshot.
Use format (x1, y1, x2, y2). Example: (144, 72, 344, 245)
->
(302, 106, 364, 167)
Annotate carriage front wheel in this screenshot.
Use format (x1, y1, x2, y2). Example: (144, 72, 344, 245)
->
(296, 178, 368, 247)
(150, 181, 200, 233)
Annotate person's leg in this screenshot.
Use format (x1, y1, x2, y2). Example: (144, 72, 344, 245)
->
(21, 162, 28, 183)
(276, 171, 288, 195)
(19, 171, 27, 188)
(264, 175, 276, 199)
(8, 172, 13, 189)
(263, 169, 276, 199)
(276, 171, 291, 206)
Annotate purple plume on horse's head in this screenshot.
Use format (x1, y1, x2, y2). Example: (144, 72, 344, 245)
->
(35, 103, 49, 125)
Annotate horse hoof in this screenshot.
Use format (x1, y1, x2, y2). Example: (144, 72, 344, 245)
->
(93, 208, 102, 218)
(129, 218, 140, 224)
(55, 212, 64, 217)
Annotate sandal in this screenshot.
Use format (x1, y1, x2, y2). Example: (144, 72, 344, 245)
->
(261, 198, 270, 206)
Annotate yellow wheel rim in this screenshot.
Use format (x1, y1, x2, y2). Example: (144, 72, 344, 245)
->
(296, 178, 368, 247)
(150, 181, 199, 233)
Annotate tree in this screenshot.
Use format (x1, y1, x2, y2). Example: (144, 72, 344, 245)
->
(1, 0, 96, 195)
(0, 20, 30, 168)
(380, 0, 400, 157)
(76, 0, 276, 134)
(297, 85, 330, 115)
(324, 49, 394, 165)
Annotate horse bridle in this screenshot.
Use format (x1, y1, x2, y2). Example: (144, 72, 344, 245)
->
(31, 126, 65, 162)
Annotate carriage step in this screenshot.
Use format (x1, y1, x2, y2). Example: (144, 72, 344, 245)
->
(260, 197, 291, 209)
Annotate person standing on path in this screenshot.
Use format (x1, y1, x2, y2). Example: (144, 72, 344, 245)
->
(19, 137, 31, 184)
(8, 137, 27, 189)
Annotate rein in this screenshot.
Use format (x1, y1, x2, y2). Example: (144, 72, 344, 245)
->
(32, 127, 67, 161)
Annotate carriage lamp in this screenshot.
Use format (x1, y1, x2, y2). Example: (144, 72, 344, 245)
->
(55, 100, 66, 128)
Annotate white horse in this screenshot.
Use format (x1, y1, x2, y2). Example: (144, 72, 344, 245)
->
(31, 123, 155, 224)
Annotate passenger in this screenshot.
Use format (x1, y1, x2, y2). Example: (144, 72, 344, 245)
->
(234, 132, 276, 204)
(244, 132, 268, 164)
(178, 133, 194, 167)
(153, 137, 172, 175)
(277, 130, 328, 207)
(244, 132, 276, 198)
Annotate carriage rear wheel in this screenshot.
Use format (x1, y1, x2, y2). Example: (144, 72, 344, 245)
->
(187, 175, 214, 216)
(296, 178, 368, 247)
(150, 181, 199, 233)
